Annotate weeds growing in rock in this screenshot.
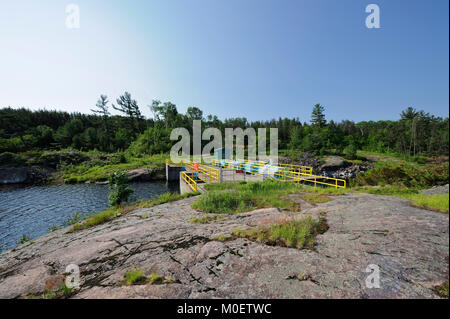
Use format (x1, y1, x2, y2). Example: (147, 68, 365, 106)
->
(231, 216, 329, 249)
(190, 214, 227, 224)
(433, 282, 449, 298)
(123, 269, 147, 285)
(17, 234, 31, 245)
(121, 270, 176, 286)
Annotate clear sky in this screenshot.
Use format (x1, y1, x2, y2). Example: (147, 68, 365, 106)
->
(0, 0, 448, 123)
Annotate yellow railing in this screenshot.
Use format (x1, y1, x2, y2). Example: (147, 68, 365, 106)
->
(277, 163, 313, 175)
(213, 158, 346, 189)
(284, 171, 346, 189)
(181, 171, 197, 192)
(183, 161, 220, 182)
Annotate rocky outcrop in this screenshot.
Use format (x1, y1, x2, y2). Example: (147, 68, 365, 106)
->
(320, 156, 351, 171)
(126, 168, 164, 182)
(0, 167, 28, 184)
(0, 166, 55, 185)
(279, 152, 323, 171)
(421, 184, 449, 195)
(321, 163, 373, 179)
(0, 193, 448, 299)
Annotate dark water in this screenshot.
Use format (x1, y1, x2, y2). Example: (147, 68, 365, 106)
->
(0, 182, 178, 252)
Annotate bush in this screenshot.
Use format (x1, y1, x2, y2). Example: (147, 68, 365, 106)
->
(108, 171, 134, 206)
(353, 162, 449, 188)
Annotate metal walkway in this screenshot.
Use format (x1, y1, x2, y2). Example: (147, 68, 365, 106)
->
(172, 158, 346, 193)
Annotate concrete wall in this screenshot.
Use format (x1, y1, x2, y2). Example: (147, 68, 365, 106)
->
(166, 164, 183, 182)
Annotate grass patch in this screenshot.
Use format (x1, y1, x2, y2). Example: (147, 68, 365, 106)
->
(194, 180, 342, 214)
(433, 282, 449, 298)
(26, 276, 73, 299)
(54, 152, 168, 183)
(407, 194, 449, 213)
(71, 191, 200, 232)
(17, 234, 31, 245)
(231, 216, 328, 249)
(123, 269, 147, 285)
(352, 160, 448, 188)
(189, 214, 227, 224)
(354, 185, 448, 213)
(121, 270, 177, 286)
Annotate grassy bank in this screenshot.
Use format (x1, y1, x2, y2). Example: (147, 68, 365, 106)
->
(0, 149, 169, 183)
(70, 191, 200, 232)
(192, 181, 347, 214)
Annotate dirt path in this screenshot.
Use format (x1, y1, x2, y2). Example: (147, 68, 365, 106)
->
(0, 193, 448, 299)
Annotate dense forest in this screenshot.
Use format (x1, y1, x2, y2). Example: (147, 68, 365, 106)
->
(0, 92, 448, 159)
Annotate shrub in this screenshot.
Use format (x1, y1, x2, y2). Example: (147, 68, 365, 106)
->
(108, 171, 134, 206)
(353, 161, 449, 188)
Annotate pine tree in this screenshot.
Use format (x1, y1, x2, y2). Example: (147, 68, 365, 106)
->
(311, 104, 326, 127)
(112, 92, 142, 137)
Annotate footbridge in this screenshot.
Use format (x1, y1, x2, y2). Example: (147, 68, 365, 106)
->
(167, 158, 346, 194)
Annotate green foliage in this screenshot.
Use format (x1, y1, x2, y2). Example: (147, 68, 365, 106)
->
(123, 269, 147, 285)
(48, 225, 61, 232)
(232, 216, 328, 249)
(190, 214, 227, 224)
(0, 152, 27, 167)
(121, 270, 175, 286)
(17, 234, 31, 244)
(311, 104, 326, 127)
(433, 282, 449, 298)
(1, 105, 448, 160)
(193, 180, 339, 214)
(407, 194, 449, 213)
(108, 171, 134, 206)
(64, 211, 89, 226)
(353, 161, 448, 188)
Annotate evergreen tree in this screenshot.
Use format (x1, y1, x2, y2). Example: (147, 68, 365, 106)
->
(311, 104, 326, 127)
(112, 92, 142, 137)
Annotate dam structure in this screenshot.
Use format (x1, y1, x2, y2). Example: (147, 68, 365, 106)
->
(166, 155, 346, 194)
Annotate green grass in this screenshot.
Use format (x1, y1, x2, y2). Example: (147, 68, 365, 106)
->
(17, 234, 31, 245)
(192, 180, 344, 214)
(352, 159, 448, 188)
(231, 216, 328, 249)
(353, 185, 448, 213)
(433, 282, 449, 298)
(70, 191, 200, 232)
(189, 214, 227, 224)
(121, 270, 176, 286)
(55, 152, 168, 183)
(123, 269, 147, 285)
(406, 194, 449, 213)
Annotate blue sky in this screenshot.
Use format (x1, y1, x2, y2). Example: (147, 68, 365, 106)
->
(0, 0, 448, 123)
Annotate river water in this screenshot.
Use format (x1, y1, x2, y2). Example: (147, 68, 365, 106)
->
(0, 182, 178, 252)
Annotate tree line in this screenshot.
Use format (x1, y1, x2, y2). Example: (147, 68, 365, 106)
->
(0, 92, 448, 158)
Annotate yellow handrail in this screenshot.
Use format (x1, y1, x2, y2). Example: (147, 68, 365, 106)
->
(213, 158, 346, 189)
(181, 171, 197, 192)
